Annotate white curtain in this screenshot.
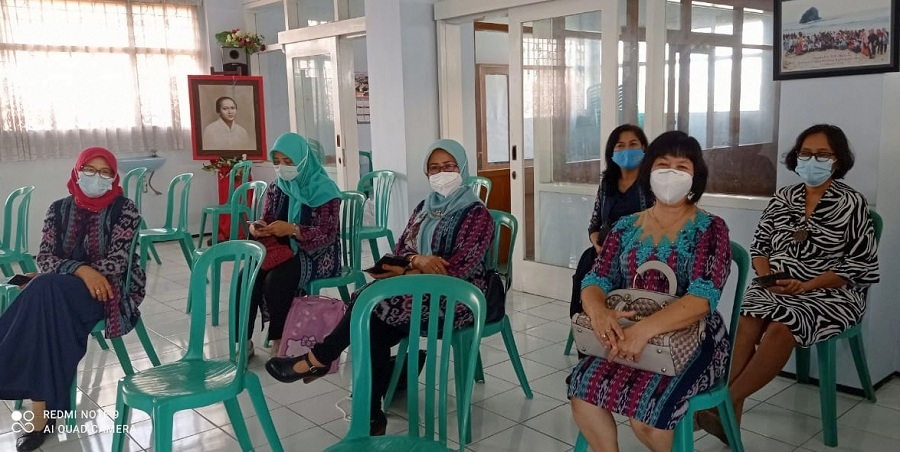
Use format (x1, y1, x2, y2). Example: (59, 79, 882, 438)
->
(0, 0, 203, 162)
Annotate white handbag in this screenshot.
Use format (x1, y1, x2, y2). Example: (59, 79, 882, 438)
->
(571, 260, 705, 376)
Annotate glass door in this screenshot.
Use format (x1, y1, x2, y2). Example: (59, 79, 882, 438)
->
(508, 0, 620, 300)
(285, 38, 359, 190)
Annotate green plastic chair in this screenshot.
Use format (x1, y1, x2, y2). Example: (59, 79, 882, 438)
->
(137, 173, 195, 269)
(190, 180, 268, 325)
(307, 191, 367, 303)
(465, 176, 491, 205)
(793, 209, 881, 447)
(357, 170, 397, 259)
(0, 185, 38, 276)
(383, 210, 532, 443)
(197, 160, 253, 250)
(111, 240, 283, 452)
(5, 233, 161, 427)
(359, 150, 374, 177)
(573, 241, 750, 452)
(324, 275, 486, 452)
(122, 167, 161, 265)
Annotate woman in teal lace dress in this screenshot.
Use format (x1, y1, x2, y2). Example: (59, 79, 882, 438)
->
(568, 131, 732, 451)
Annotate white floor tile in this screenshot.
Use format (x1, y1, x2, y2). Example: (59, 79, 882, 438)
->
(801, 423, 900, 451)
(482, 357, 558, 387)
(285, 389, 352, 426)
(695, 428, 795, 452)
(443, 405, 517, 444)
(477, 389, 565, 423)
(740, 402, 822, 446)
(767, 384, 860, 419)
(836, 403, 900, 440)
(168, 427, 242, 452)
(127, 409, 216, 449)
(221, 406, 315, 447)
(523, 404, 580, 446)
(748, 376, 796, 402)
(256, 426, 340, 452)
(470, 424, 570, 452)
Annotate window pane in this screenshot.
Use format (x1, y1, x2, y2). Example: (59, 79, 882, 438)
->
(691, 2, 733, 35)
(290, 0, 334, 28)
(485, 74, 510, 164)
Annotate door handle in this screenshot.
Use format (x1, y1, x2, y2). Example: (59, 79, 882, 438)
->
(512, 145, 517, 161)
(336, 134, 341, 148)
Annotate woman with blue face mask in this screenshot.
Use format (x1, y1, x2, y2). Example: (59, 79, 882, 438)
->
(0, 147, 145, 452)
(697, 124, 880, 444)
(570, 125, 654, 321)
(238, 132, 342, 356)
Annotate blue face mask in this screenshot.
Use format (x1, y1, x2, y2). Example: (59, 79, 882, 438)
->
(611, 148, 644, 170)
(77, 173, 114, 198)
(795, 159, 834, 187)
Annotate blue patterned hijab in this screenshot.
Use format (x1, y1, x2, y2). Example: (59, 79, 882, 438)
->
(418, 139, 482, 255)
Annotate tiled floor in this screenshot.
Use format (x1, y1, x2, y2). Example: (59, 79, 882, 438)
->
(3, 241, 900, 451)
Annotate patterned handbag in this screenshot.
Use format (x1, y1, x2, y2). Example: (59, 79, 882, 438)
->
(571, 260, 705, 376)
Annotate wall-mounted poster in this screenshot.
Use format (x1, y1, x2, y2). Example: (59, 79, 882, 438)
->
(355, 72, 370, 124)
(775, 0, 899, 80)
(188, 75, 267, 160)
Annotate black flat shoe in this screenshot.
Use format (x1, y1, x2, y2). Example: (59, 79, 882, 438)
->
(265, 353, 328, 384)
(370, 410, 387, 436)
(16, 419, 55, 452)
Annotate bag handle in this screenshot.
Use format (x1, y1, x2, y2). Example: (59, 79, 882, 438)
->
(631, 260, 678, 296)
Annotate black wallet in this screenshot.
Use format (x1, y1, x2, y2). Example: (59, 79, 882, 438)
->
(753, 272, 791, 287)
(365, 254, 410, 275)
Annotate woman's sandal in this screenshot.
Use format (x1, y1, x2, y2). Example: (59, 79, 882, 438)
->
(265, 353, 328, 384)
(16, 419, 55, 452)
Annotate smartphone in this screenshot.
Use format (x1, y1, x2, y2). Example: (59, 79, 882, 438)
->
(364, 254, 410, 275)
(753, 272, 791, 288)
(6, 274, 33, 286)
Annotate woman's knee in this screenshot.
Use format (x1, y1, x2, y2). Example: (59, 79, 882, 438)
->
(764, 321, 795, 343)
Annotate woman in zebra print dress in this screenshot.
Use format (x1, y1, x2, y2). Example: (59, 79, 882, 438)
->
(698, 124, 879, 443)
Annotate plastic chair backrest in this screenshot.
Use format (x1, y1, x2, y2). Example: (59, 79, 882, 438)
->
(466, 176, 491, 204)
(183, 240, 264, 372)
(359, 150, 373, 175)
(356, 170, 396, 229)
(722, 241, 750, 384)
(869, 209, 882, 243)
(224, 161, 253, 204)
(1, 186, 35, 253)
(122, 167, 148, 212)
(345, 275, 486, 447)
(338, 191, 366, 271)
(228, 180, 268, 241)
(486, 210, 518, 291)
(162, 173, 193, 231)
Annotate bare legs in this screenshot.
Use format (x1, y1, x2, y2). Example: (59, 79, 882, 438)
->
(728, 316, 797, 422)
(571, 398, 674, 452)
(29, 401, 49, 429)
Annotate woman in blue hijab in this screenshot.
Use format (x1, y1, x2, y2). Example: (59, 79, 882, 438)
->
(266, 139, 495, 435)
(240, 133, 342, 355)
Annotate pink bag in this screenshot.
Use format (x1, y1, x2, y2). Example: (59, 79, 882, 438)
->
(277, 295, 347, 374)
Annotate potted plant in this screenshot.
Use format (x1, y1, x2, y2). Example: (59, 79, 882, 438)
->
(215, 29, 266, 54)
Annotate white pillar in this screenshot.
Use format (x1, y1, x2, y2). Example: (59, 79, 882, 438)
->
(365, 0, 440, 235)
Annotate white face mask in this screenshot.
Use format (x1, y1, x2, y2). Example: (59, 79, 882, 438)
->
(650, 169, 693, 205)
(428, 172, 463, 197)
(274, 164, 299, 181)
(77, 173, 114, 198)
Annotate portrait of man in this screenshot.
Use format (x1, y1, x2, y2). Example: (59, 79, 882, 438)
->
(202, 96, 252, 151)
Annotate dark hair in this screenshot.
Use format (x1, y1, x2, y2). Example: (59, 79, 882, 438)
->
(638, 130, 708, 204)
(215, 96, 237, 113)
(601, 124, 649, 189)
(784, 124, 854, 179)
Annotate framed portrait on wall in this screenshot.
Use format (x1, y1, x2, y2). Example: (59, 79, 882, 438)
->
(774, 0, 899, 80)
(188, 75, 267, 160)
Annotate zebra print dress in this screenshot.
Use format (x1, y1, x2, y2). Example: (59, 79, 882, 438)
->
(740, 181, 879, 346)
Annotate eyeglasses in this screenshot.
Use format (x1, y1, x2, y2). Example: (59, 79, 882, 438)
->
(426, 163, 459, 175)
(80, 166, 115, 179)
(797, 152, 836, 163)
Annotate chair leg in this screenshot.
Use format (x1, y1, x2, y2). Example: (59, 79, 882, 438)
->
(573, 432, 589, 452)
(368, 239, 380, 260)
(337, 285, 352, 304)
(141, 219, 161, 265)
(224, 397, 253, 451)
(795, 346, 811, 383)
(139, 239, 148, 269)
(151, 406, 175, 452)
(450, 338, 472, 445)
(385, 231, 396, 254)
(14, 399, 22, 410)
(0, 263, 14, 277)
(109, 337, 135, 376)
(134, 319, 161, 367)
(719, 397, 744, 452)
(848, 333, 877, 402)
(816, 339, 839, 447)
(474, 352, 485, 383)
(110, 392, 130, 452)
(672, 412, 695, 452)
(500, 317, 533, 398)
(564, 330, 575, 356)
(246, 372, 284, 452)
(92, 330, 110, 350)
(67, 378, 78, 428)
(197, 211, 208, 250)
(178, 236, 195, 268)
(20, 257, 39, 274)
(383, 338, 409, 411)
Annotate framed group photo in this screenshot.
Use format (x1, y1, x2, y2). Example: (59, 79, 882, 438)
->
(774, 0, 899, 80)
(188, 75, 267, 160)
